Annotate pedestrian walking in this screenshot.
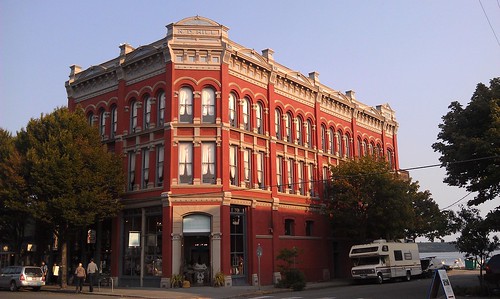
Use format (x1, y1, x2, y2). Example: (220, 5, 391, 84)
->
(52, 262, 60, 285)
(41, 261, 48, 281)
(74, 262, 86, 293)
(86, 258, 98, 292)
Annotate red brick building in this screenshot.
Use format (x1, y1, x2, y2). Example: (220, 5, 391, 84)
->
(66, 16, 399, 288)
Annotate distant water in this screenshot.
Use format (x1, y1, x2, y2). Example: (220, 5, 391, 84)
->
(420, 250, 500, 268)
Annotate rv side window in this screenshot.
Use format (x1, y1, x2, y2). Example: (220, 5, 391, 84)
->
(404, 252, 412, 260)
(394, 250, 403, 261)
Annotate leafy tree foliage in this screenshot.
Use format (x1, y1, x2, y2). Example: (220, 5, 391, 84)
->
(432, 78, 500, 211)
(0, 128, 29, 264)
(323, 156, 450, 242)
(11, 107, 125, 287)
(454, 206, 499, 285)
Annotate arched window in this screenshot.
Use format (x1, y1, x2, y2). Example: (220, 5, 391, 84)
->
(329, 128, 334, 155)
(275, 109, 282, 139)
(357, 138, 362, 157)
(229, 93, 238, 127)
(179, 87, 193, 123)
(285, 112, 292, 142)
(363, 139, 368, 156)
(337, 130, 343, 157)
(321, 125, 327, 152)
(157, 90, 165, 126)
(242, 97, 250, 130)
(345, 133, 351, 158)
(387, 149, 394, 169)
(256, 102, 263, 134)
(88, 112, 94, 126)
(130, 100, 138, 132)
(369, 142, 375, 156)
(202, 87, 215, 123)
(99, 108, 106, 137)
(306, 120, 312, 148)
(111, 106, 117, 138)
(296, 117, 303, 145)
(143, 95, 151, 129)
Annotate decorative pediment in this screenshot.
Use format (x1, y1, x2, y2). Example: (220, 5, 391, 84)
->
(284, 71, 314, 88)
(176, 15, 221, 27)
(126, 45, 160, 63)
(236, 48, 270, 67)
(77, 65, 108, 81)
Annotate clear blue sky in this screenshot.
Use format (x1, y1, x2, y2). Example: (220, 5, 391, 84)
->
(1, 0, 499, 240)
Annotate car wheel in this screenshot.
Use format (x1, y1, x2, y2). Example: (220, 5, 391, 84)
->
(377, 273, 383, 284)
(406, 270, 411, 281)
(9, 281, 18, 292)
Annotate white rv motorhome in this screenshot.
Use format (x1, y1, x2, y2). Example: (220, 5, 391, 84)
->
(349, 239, 422, 283)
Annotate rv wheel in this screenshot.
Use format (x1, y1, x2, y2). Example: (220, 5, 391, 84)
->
(405, 270, 411, 281)
(377, 273, 383, 284)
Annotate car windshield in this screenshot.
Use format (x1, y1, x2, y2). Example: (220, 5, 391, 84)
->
(352, 257, 381, 266)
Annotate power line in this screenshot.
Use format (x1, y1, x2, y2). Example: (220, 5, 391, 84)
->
(439, 192, 472, 211)
(479, 0, 500, 48)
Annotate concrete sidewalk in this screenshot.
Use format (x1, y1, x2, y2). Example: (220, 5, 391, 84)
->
(42, 280, 349, 299)
(41, 270, 493, 299)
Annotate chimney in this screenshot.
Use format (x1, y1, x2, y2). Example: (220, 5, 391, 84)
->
(308, 71, 320, 84)
(68, 65, 82, 84)
(346, 90, 356, 100)
(262, 48, 274, 62)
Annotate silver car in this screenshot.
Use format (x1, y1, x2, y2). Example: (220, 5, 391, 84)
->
(0, 266, 45, 291)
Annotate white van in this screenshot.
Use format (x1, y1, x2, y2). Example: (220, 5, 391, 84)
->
(349, 239, 422, 283)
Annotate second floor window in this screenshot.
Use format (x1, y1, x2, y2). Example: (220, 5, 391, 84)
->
(156, 145, 164, 187)
(111, 106, 117, 138)
(88, 112, 94, 126)
(229, 93, 237, 127)
(298, 161, 304, 195)
(144, 95, 151, 129)
(257, 151, 265, 190)
(287, 158, 294, 194)
(275, 109, 282, 139)
(243, 149, 251, 188)
(230, 145, 238, 185)
(158, 91, 165, 126)
(256, 102, 263, 134)
(242, 98, 250, 131)
(99, 109, 106, 137)
(202, 142, 216, 184)
(202, 88, 215, 123)
(321, 125, 326, 151)
(142, 148, 150, 188)
(296, 117, 303, 145)
(130, 101, 138, 132)
(285, 113, 292, 142)
(329, 129, 334, 155)
(128, 152, 136, 191)
(284, 219, 294, 236)
(179, 87, 193, 123)
(345, 134, 351, 157)
(179, 142, 193, 184)
(276, 156, 284, 192)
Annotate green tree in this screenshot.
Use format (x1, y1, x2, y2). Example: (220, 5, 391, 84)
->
(12, 107, 125, 288)
(0, 128, 29, 264)
(323, 156, 449, 242)
(454, 206, 499, 287)
(432, 78, 500, 218)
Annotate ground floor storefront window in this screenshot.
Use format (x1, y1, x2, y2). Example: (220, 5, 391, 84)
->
(121, 207, 162, 287)
(230, 205, 247, 285)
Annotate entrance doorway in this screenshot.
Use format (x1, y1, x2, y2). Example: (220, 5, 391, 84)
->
(183, 235, 210, 285)
(182, 214, 211, 286)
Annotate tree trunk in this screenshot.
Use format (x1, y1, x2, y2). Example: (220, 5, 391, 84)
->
(61, 240, 68, 288)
